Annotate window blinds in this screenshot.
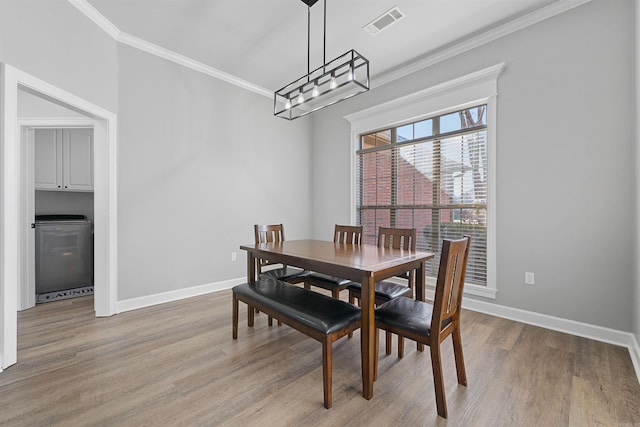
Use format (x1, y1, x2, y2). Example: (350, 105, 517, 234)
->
(356, 105, 488, 285)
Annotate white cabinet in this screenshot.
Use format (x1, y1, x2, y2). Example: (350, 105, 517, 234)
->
(34, 128, 93, 191)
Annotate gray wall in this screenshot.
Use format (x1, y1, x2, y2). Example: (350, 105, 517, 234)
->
(0, 0, 118, 113)
(1, 0, 313, 302)
(18, 90, 83, 117)
(310, 0, 636, 332)
(116, 46, 312, 300)
(35, 191, 94, 221)
(1, 0, 637, 333)
(635, 0, 640, 349)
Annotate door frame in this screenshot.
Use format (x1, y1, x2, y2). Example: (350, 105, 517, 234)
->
(1, 63, 119, 370)
(19, 121, 95, 311)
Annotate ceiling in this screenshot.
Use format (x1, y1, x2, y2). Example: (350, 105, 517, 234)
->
(87, 0, 560, 92)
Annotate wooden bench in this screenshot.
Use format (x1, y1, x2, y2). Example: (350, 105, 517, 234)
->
(232, 276, 361, 409)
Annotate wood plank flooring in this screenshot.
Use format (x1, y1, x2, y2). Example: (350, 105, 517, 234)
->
(1, 291, 639, 426)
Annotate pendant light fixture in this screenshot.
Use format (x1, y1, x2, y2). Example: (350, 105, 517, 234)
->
(274, 0, 370, 120)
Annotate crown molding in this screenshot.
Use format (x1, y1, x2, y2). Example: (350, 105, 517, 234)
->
(67, 0, 272, 98)
(345, 62, 505, 126)
(68, 0, 591, 100)
(371, 0, 592, 89)
(117, 33, 272, 98)
(68, 0, 121, 40)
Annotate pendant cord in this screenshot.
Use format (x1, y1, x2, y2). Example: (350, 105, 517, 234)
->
(307, 5, 311, 81)
(323, 0, 326, 73)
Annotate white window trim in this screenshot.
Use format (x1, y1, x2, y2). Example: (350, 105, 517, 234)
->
(345, 63, 505, 299)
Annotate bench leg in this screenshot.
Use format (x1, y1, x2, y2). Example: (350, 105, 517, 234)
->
(232, 293, 239, 339)
(398, 335, 404, 358)
(322, 338, 333, 409)
(386, 331, 392, 355)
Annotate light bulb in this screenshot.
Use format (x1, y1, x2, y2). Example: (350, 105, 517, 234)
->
(348, 69, 353, 81)
(312, 84, 319, 97)
(330, 75, 337, 89)
(297, 92, 305, 104)
(284, 99, 291, 109)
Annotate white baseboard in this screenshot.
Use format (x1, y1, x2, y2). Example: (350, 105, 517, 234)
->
(117, 277, 243, 313)
(630, 335, 640, 384)
(461, 297, 640, 383)
(116, 277, 640, 384)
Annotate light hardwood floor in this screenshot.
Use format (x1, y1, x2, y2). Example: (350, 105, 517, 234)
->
(1, 292, 639, 426)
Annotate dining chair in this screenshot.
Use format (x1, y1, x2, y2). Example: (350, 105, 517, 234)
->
(304, 225, 362, 299)
(254, 224, 311, 325)
(254, 224, 310, 284)
(347, 227, 416, 354)
(374, 236, 471, 419)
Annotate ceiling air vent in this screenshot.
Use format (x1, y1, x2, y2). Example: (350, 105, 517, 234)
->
(363, 6, 405, 36)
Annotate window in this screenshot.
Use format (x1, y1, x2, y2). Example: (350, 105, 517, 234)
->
(356, 106, 488, 285)
(346, 64, 503, 297)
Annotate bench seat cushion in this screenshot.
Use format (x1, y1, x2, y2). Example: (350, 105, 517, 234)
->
(233, 277, 361, 335)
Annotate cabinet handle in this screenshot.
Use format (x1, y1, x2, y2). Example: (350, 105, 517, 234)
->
(57, 185, 61, 188)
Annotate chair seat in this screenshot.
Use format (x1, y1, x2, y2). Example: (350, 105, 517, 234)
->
(375, 297, 452, 337)
(347, 280, 411, 302)
(261, 266, 310, 282)
(306, 272, 352, 288)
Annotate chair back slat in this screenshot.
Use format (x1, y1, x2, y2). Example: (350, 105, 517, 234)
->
(377, 227, 417, 291)
(377, 227, 416, 251)
(254, 224, 286, 270)
(255, 224, 285, 244)
(431, 236, 471, 335)
(334, 225, 363, 245)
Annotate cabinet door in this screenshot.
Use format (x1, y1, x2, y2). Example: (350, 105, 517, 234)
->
(63, 128, 93, 191)
(34, 129, 62, 190)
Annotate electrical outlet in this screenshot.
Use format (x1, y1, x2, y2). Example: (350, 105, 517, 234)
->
(525, 272, 535, 285)
(231, 252, 237, 262)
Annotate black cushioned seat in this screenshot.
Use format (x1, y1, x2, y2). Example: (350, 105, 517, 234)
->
(375, 296, 452, 337)
(261, 266, 310, 283)
(232, 276, 362, 409)
(305, 273, 352, 287)
(304, 273, 353, 299)
(233, 277, 361, 335)
(346, 280, 411, 303)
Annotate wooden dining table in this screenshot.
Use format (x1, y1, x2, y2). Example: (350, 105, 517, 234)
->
(239, 239, 434, 400)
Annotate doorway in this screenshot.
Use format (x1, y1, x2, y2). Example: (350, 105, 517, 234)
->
(1, 64, 118, 370)
(19, 123, 95, 310)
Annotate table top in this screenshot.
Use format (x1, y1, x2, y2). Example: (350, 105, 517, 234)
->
(240, 239, 434, 279)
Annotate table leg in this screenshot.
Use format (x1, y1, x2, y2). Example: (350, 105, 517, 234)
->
(416, 259, 425, 302)
(416, 259, 426, 352)
(247, 252, 256, 327)
(247, 252, 256, 282)
(360, 275, 375, 399)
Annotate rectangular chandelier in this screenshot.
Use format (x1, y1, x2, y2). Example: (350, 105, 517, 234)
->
(274, 0, 370, 120)
(274, 50, 369, 120)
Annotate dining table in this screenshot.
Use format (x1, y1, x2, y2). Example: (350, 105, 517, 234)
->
(239, 238, 434, 400)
